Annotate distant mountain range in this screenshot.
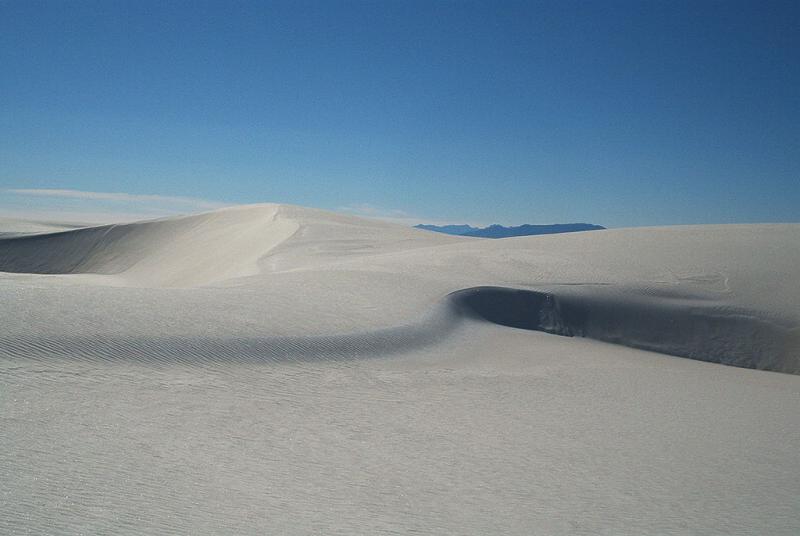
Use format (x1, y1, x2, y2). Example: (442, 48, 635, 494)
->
(415, 223, 605, 238)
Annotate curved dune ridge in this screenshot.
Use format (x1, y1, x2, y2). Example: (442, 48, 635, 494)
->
(0, 298, 461, 364)
(0, 285, 796, 374)
(0, 204, 798, 374)
(450, 286, 800, 374)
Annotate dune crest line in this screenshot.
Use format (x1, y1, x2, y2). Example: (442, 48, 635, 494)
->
(1, 206, 797, 373)
(1, 285, 796, 374)
(0, 204, 299, 286)
(449, 286, 799, 375)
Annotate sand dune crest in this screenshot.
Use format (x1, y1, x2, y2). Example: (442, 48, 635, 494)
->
(0, 204, 300, 286)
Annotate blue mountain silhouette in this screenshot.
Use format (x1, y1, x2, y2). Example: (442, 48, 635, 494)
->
(415, 223, 605, 238)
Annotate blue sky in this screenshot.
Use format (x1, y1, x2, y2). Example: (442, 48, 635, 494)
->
(1, 0, 798, 227)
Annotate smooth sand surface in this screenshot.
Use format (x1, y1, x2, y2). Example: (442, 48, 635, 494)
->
(1, 204, 799, 534)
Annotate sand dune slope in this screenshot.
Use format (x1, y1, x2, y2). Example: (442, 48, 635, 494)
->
(1, 204, 799, 534)
(0, 204, 461, 286)
(2, 206, 796, 372)
(0, 204, 301, 286)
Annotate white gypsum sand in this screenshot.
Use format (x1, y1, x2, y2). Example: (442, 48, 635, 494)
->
(1, 203, 798, 535)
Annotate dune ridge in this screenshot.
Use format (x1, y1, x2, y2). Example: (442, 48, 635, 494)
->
(450, 286, 800, 374)
(0, 304, 460, 365)
(0, 283, 795, 374)
(0, 204, 798, 374)
(0, 204, 299, 286)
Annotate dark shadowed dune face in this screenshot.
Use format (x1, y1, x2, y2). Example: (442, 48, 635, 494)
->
(448, 286, 799, 374)
(0, 225, 113, 275)
(448, 287, 581, 336)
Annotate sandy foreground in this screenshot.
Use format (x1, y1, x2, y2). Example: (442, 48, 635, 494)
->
(1, 204, 798, 535)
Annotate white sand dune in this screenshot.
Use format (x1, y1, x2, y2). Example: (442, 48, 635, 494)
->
(0, 205, 302, 286)
(1, 204, 799, 534)
(0, 217, 85, 236)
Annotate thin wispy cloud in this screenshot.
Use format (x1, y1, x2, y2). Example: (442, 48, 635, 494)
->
(2, 188, 232, 224)
(7, 189, 226, 210)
